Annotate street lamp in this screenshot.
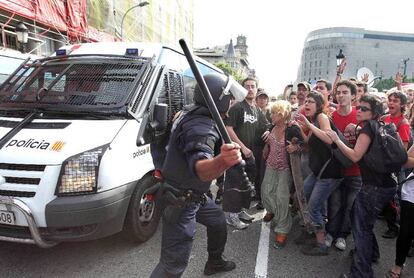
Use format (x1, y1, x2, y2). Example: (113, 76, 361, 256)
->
(336, 49, 345, 67)
(120, 1, 149, 41)
(15, 22, 29, 53)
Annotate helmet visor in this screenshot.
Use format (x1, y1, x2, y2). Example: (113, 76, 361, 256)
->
(222, 76, 247, 102)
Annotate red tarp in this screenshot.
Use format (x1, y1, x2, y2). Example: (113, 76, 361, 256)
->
(0, 0, 117, 42)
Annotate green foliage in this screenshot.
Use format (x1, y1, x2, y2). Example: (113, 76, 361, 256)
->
(213, 62, 245, 83)
(374, 77, 414, 92)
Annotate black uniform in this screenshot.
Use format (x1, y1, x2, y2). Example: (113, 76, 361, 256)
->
(150, 106, 228, 277)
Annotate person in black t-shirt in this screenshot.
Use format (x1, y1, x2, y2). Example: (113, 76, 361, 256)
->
(327, 94, 397, 278)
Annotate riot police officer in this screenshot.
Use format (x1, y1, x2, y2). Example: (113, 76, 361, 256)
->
(150, 73, 247, 277)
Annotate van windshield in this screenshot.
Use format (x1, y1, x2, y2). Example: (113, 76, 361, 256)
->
(0, 57, 149, 115)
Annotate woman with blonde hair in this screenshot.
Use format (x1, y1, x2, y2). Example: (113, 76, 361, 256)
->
(261, 100, 303, 248)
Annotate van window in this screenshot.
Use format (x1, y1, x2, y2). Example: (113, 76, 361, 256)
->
(0, 55, 26, 85)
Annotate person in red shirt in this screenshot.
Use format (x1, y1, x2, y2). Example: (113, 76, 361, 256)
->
(326, 80, 362, 252)
(382, 91, 410, 240)
(383, 92, 410, 149)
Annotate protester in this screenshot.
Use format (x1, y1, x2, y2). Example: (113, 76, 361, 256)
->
(327, 94, 397, 278)
(381, 91, 410, 240)
(314, 79, 337, 113)
(386, 146, 414, 278)
(294, 91, 343, 256)
(326, 80, 362, 252)
(261, 100, 303, 248)
(353, 81, 368, 106)
(223, 77, 269, 229)
(255, 88, 272, 210)
(256, 88, 272, 122)
(288, 91, 299, 109)
(296, 81, 311, 107)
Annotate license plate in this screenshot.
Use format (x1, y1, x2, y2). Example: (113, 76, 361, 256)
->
(0, 210, 15, 225)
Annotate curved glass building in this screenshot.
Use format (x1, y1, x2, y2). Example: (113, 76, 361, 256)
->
(296, 27, 414, 84)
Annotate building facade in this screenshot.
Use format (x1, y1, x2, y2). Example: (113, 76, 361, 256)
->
(297, 27, 414, 85)
(0, 0, 194, 57)
(194, 35, 254, 79)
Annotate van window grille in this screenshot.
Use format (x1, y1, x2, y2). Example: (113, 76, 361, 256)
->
(0, 61, 146, 109)
(157, 71, 184, 121)
(129, 65, 155, 114)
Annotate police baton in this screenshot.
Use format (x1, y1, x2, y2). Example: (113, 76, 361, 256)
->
(179, 39, 255, 195)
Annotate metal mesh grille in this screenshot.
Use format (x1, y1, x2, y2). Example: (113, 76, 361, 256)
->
(3, 61, 144, 108)
(130, 66, 155, 114)
(162, 71, 184, 121)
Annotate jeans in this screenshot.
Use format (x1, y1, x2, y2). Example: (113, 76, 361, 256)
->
(350, 184, 396, 278)
(395, 200, 414, 267)
(303, 173, 342, 231)
(327, 176, 362, 239)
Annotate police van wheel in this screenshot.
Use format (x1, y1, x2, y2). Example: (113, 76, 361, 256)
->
(123, 175, 161, 242)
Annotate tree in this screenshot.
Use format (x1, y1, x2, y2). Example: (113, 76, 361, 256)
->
(213, 62, 245, 83)
(374, 77, 414, 92)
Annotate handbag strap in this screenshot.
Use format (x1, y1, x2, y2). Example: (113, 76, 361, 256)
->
(317, 158, 331, 180)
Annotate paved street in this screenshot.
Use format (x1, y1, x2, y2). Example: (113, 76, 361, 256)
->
(0, 200, 410, 278)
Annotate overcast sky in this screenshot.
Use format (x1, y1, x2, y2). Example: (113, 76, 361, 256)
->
(193, 0, 414, 96)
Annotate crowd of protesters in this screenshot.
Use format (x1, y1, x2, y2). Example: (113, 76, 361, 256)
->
(213, 58, 414, 278)
(149, 54, 414, 277)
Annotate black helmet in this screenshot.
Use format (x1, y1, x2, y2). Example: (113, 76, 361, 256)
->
(194, 73, 247, 113)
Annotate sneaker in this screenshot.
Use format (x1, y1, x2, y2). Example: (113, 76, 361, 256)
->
(204, 257, 236, 276)
(263, 212, 274, 222)
(325, 233, 334, 248)
(301, 243, 329, 256)
(294, 230, 314, 245)
(335, 237, 346, 251)
(238, 210, 254, 222)
(226, 213, 249, 230)
(382, 228, 399, 239)
(273, 233, 287, 249)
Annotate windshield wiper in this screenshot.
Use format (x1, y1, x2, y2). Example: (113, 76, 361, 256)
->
(36, 64, 73, 101)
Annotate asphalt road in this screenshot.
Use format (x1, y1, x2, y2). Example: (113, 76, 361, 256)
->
(0, 201, 411, 278)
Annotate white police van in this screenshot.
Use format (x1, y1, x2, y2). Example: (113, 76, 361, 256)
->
(0, 42, 223, 247)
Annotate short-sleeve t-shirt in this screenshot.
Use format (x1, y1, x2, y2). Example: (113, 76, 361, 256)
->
(358, 123, 397, 188)
(383, 114, 410, 144)
(332, 107, 360, 177)
(225, 100, 268, 151)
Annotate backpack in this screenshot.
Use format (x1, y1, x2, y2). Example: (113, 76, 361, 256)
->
(362, 120, 408, 173)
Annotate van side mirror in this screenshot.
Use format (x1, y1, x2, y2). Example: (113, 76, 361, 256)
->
(151, 103, 168, 131)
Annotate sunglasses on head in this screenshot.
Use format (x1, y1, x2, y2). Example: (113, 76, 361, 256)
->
(356, 105, 371, 112)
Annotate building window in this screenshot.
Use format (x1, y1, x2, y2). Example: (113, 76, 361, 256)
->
(327, 51, 330, 58)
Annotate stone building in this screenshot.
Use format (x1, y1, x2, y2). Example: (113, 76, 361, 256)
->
(297, 27, 414, 85)
(194, 35, 255, 79)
